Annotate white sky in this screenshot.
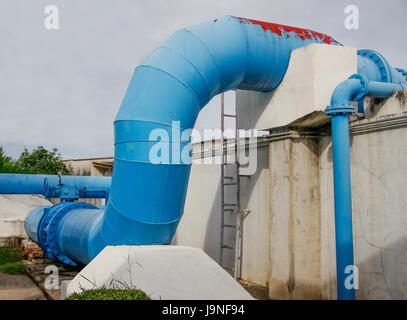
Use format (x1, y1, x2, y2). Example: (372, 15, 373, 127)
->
(0, 0, 406, 159)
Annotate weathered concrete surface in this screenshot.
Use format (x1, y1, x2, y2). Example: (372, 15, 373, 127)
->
(319, 135, 337, 300)
(0, 272, 46, 300)
(25, 260, 80, 300)
(268, 137, 322, 299)
(0, 195, 51, 241)
(239, 145, 270, 286)
(350, 90, 407, 299)
(318, 90, 407, 299)
(173, 164, 222, 265)
(237, 44, 357, 131)
(65, 246, 254, 300)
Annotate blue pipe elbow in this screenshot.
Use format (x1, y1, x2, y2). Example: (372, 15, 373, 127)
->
(21, 16, 340, 265)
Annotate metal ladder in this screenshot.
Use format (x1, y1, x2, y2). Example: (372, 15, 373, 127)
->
(219, 92, 250, 279)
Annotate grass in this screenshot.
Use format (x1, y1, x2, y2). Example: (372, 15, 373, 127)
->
(65, 288, 151, 300)
(0, 245, 26, 275)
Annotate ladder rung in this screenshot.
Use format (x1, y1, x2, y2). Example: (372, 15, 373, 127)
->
(223, 182, 237, 186)
(224, 176, 233, 179)
(223, 208, 234, 212)
(224, 114, 237, 118)
(239, 174, 251, 178)
(222, 245, 234, 249)
(223, 203, 238, 207)
(222, 224, 236, 228)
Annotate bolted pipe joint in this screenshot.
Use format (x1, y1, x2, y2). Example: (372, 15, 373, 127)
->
(325, 74, 366, 116)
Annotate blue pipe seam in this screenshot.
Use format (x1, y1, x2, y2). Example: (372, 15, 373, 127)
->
(22, 16, 341, 265)
(326, 70, 406, 300)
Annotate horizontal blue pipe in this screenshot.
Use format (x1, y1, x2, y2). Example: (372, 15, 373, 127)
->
(365, 81, 404, 98)
(24, 16, 340, 265)
(0, 173, 111, 198)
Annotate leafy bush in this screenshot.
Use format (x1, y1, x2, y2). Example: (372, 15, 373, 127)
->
(65, 288, 151, 300)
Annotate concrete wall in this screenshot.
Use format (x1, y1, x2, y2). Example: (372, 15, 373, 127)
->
(64, 157, 113, 176)
(173, 43, 407, 300)
(0, 195, 51, 242)
(350, 92, 407, 299)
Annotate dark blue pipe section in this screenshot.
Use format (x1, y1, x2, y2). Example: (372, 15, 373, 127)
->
(327, 51, 406, 299)
(20, 16, 340, 265)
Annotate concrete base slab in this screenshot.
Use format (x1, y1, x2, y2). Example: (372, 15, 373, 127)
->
(65, 245, 254, 300)
(0, 272, 46, 300)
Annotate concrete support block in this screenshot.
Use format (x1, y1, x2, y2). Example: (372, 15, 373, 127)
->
(237, 43, 357, 130)
(65, 245, 254, 300)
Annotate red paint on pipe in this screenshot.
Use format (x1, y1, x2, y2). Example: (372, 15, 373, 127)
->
(234, 17, 339, 45)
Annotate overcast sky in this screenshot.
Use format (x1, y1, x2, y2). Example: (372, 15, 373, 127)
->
(0, 0, 406, 159)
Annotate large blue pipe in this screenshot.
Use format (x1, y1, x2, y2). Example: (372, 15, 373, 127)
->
(20, 16, 340, 265)
(327, 52, 406, 299)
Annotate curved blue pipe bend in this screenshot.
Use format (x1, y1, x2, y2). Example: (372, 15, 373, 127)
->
(23, 16, 341, 265)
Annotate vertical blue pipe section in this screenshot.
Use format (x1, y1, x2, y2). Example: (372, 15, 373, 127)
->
(327, 68, 406, 299)
(326, 78, 362, 300)
(331, 114, 355, 300)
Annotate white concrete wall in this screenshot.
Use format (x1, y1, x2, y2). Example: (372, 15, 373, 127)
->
(0, 195, 51, 241)
(173, 163, 222, 262)
(350, 91, 407, 299)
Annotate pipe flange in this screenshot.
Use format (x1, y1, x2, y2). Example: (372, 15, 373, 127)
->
(358, 49, 393, 83)
(349, 74, 367, 101)
(325, 104, 355, 116)
(395, 68, 407, 82)
(45, 202, 97, 266)
(38, 202, 66, 257)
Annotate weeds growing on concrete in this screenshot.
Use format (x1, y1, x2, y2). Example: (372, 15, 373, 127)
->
(65, 254, 151, 300)
(0, 245, 26, 275)
(65, 287, 150, 300)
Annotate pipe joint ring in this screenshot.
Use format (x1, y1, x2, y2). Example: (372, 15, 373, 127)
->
(349, 74, 367, 101)
(45, 202, 98, 266)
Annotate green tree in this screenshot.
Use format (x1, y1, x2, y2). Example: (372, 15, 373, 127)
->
(16, 146, 71, 175)
(0, 147, 25, 173)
